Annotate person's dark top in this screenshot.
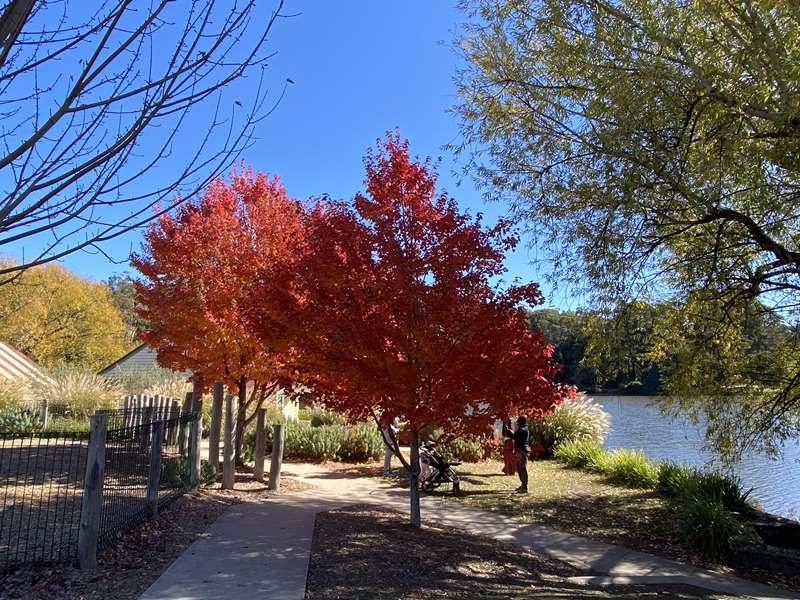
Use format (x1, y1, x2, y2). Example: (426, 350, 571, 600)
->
(502, 421, 530, 452)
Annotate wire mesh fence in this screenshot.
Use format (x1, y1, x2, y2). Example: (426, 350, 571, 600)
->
(0, 400, 197, 568)
(0, 431, 89, 565)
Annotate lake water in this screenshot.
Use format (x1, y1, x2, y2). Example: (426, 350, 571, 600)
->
(590, 395, 800, 520)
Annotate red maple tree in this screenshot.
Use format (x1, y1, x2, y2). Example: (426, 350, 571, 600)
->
(132, 168, 304, 461)
(253, 133, 573, 525)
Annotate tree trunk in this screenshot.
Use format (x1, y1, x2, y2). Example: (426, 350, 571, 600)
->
(234, 377, 247, 466)
(409, 427, 421, 528)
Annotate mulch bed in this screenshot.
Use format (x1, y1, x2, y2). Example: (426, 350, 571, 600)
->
(0, 470, 309, 600)
(304, 505, 727, 600)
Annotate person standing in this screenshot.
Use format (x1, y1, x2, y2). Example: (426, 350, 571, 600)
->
(381, 419, 400, 477)
(502, 416, 530, 493)
(501, 419, 516, 475)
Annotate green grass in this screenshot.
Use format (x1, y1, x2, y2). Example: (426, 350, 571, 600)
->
(604, 448, 660, 488)
(445, 459, 685, 561)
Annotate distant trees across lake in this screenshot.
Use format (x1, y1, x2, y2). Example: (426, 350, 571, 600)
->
(528, 301, 793, 396)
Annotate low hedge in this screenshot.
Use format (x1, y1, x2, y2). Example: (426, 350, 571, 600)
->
(244, 420, 384, 463)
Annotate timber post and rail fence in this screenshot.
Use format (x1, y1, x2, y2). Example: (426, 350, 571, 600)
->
(0, 394, 201, 569)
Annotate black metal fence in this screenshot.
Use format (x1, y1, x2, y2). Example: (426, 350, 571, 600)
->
(0, 403, 198, 568)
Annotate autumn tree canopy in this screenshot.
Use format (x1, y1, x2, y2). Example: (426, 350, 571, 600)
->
(251, 133, 572, 525)
(0, 261, 131, 370)
(133, 170, 304, 463)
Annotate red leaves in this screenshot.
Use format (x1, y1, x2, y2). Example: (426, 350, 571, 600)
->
(134, 134, 572, 432)
(249, 132, 573, 434)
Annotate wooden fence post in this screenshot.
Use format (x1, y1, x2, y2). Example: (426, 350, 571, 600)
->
(178, 392, 191, 455)
(208, 382, 223, 473)
(78, 412, 108, 569)
(222, 393, 236, 490)
(147, 420, 164, 517)
(268, 423, 285, 491)
(189, 399, 203, 489)
(168, 399, 180, 445)
(254, 408, 266, 482)
(141, 405, 153, 451)
(40, 398, 49, 430)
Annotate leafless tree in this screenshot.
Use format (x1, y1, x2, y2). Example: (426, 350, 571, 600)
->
(0, 0, 290, 280)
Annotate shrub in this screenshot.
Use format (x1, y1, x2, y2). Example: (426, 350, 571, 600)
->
(200, 460, 217, 486)
(0, 407, 42, 434)
(432, 434, 493, 462)
(34, 366, 123, 417)
(604, 449, 660, 488)
(680, 496, 742, 558)
(657, 461, 695, 497)
(162, 457, 191, 488)
(554, 439, 607, 470)
(530, 396, 610, 454)
(681, 471, 756, 514)
(44, 414, 89, 434)
(307, 405, 348, 428)
(243, 421, 383, 463)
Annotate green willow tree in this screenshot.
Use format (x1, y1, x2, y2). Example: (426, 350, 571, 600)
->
(456, 0, 800, 458)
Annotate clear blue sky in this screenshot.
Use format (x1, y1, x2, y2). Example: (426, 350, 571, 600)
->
(8, 1, 571, 309)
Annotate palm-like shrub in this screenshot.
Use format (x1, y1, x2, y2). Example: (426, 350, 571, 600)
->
(34, 366, 123, 417)
(530, 395, 610, 454)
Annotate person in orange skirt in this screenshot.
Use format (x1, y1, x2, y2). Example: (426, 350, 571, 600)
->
(501, 417, 516, 475)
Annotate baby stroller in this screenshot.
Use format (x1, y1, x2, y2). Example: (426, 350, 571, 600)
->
(419, 440, 461, 495)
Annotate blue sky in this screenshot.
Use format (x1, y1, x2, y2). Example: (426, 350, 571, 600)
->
(4, 1, 571, 309)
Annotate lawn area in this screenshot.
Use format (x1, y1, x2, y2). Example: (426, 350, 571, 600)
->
(444, 459, 693, 565)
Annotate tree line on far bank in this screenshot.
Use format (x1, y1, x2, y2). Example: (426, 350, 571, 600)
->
(529, 301, 795, 399)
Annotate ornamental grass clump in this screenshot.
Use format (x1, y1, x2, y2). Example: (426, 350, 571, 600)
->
(682, 471, 757, 514)
(657, 461, 695, 497)
(553, 438, 606, 470)
(244, 420, 384, 463)
(604, 449, 660, 489)
(34, 365, 122, 417)
(113, 366, 189, 398)
(680, 496, 743, 559)
(531, 395, 610, 454)
(0, 378, 31, 413)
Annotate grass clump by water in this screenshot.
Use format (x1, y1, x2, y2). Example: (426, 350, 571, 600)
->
(553, 439, 606, 470)
(680, 496, 743, 558)
(555, 441, 659, 488)
(657, 461, 695, 497)
(605, 449, 660, 488)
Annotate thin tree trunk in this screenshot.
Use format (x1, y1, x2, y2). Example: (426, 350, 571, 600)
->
(234, 376, 247, 466)
(409, 427, 421, 528)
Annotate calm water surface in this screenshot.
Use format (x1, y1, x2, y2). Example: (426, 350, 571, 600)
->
(590, 395, 800, 520)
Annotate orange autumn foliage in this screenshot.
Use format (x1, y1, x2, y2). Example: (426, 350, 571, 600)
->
(132, 168, 304, 392)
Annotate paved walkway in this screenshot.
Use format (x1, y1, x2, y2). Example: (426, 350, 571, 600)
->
(139, 462, 796, 600)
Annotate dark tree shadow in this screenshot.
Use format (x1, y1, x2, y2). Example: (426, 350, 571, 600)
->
(304, 504, 718, 600)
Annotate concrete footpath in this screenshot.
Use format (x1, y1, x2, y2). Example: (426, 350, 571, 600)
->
(138, 462, 797, 600)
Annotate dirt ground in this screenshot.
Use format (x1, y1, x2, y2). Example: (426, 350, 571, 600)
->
(304, 505, 734, 600)
(0, 471, 310, 600)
